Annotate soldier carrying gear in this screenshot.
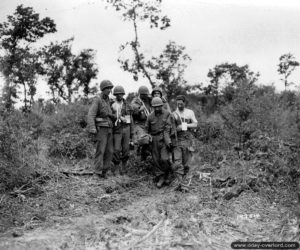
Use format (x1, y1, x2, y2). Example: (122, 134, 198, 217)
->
(131, 85, 152, 161)
(87, 80, 116, 178)
(111, 85, 134, 175)
(171, 95, 198, 188)
(151, 86, 171, 112)
(145, 97, 173, 188)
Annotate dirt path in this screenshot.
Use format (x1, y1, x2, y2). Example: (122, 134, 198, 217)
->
(1, 172, 299, 250)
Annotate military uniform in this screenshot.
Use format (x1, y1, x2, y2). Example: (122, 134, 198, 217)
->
(131, 96, 152, 160)
(111, 98, 134, 173)
(145, 109, 172, 179)
(87, 92, 115, 176)
(172, 108, 198, 173)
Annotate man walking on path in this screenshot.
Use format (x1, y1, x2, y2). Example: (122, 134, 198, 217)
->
(131, 86, 152, 161)
(145, 97, 173, 188)
(87, 80, 116, 178)
(111, 85, 134, 175)
(172, 95, 198, 178)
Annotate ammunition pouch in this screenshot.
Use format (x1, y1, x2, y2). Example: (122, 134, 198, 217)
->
(95, 117, 112, 128)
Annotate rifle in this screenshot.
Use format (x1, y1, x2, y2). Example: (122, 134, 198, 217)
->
(169, 113, 178, 163)
(138, 96, 150, 116)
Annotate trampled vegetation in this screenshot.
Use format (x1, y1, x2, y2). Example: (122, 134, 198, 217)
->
(0, 1, 299, 249)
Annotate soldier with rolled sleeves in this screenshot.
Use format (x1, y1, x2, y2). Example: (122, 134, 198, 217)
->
(131, 86, 152, 161)
(111, 86, 134, 175)
(172, 95, 198, 180)
(87, 80, 116, 178)
(145, 97, 173, 188)
(151, 86, 171, 112)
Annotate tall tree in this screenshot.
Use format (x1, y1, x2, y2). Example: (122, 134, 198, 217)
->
(278, 53, 299, 90)
(206, 63, 259, 96)
(107, 0, 170, 87)
(9, 47, 42, 110)
(0, 5, 56, 110)
(146, 41, 193, 99)
(41, 38, 98, 103)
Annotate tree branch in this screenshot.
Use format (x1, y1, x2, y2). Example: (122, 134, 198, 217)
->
(127, 211, 167, 249)
(132, 7, 155, 87)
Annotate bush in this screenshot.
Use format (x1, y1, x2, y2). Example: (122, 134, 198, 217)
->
(0, 111, 42, 191)
(48, 132, 93, 159)
(195, 113, 224, 143)
(242, 134, 300, 185)
(43, 102, 93, 159)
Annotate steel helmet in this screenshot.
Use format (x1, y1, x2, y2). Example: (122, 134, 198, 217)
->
(113, 85, 125, 95)
(151, 97, 163, 107)
(100, 80, 114, 91)
(138, 86, 150, 95)
(151, 87, 162, 97)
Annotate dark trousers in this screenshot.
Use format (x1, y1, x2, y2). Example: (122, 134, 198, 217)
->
(171, 146, 188, 176)
(94, 127, 113, 174)
(113, 125, 130, 165)
(151, 135, 171, 177)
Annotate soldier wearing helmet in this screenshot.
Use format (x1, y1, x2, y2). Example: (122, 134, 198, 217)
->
(145, 97, 174, 188)
(131, 85, 152, 161)
(87, 80, 116, 178)
(111, 85, 134, 175)
(151, 86, 171, 112)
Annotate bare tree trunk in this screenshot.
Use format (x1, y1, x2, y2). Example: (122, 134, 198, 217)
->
(22, 82, 28, 112)
(67, 86, 72, 103)
(132, 9, 155, 88)
(30, 93, 34, 107)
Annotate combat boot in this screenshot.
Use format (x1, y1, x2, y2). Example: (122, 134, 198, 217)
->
(163, 172, 172, 186)
(120, 161, 128, 175)
(156, 175, 165, 188)
(170, 173, 184, 191)
(111, 164, 119, 176)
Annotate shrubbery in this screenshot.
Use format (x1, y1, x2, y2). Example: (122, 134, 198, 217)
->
(0, 100, 95, 191)
(42, 101, 93, 159)
(1, 83, 299, 192)
(0, 110, 42, 191)
(192, 81, 300, 188)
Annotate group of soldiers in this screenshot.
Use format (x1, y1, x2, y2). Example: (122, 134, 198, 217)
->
(87, 80, 198, 190)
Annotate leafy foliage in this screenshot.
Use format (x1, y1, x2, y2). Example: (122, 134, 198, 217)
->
(146, 41, 197, 99)
(107, 0, 170, 86)
(205, 63, 260, 99)
(0, 111, 43, 191)
(0, 5, 56, 48)
(0, 5, 56, 110)
(277, 53, 299, 89)
(43, 102, 93, 159)
(107, 0, 171, 29)
(41, 38, 98, 103)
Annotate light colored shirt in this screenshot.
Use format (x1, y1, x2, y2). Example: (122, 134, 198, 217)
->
(112, 101, 123, 119)
(173, 108, 198, 124)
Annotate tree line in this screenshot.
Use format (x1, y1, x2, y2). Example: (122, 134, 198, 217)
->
(0, 1, 299, 113)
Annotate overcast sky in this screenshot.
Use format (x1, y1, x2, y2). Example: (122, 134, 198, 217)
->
(1, 0, 300, 99)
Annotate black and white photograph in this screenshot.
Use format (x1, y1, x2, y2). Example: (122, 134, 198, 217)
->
(0, 0, 300, 249)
